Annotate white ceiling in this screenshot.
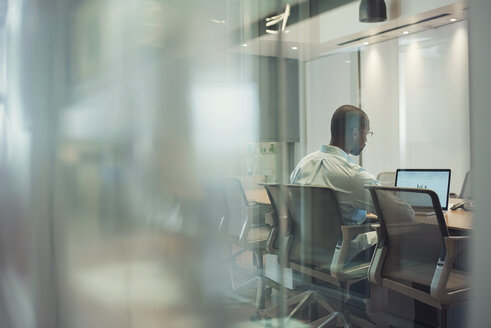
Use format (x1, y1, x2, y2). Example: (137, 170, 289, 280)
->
(234, 0, 468, 61)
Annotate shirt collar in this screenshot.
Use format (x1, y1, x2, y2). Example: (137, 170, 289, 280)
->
(319, 144, 351, 161)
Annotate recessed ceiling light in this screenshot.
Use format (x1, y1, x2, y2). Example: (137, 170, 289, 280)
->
(363, 42, 369, 45)
(210, 19, 226, 24)
(450, 18, 457, 22)
(403, 31, 409, 35)
(346, 60, 351, 63)
(242, 43, 248, 47)
(291, 46, 298, 50)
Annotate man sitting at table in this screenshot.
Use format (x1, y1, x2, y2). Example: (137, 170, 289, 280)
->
(290, 104, 379, 260)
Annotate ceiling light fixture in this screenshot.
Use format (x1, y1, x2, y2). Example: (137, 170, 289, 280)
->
(403, 31, 409, 35)
(359, 0, 387, 23)
(242, 43, 248, 47)
(363, 42, 370, 45)
(266, 4, 291, 34)
(210, 19, 226, 24)
(450, 18, 457, 22)
(291, 46, 298, 50)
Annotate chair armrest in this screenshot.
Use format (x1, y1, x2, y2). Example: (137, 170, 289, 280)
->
(247, 205, 270, 225)
(265, 212, 290, 254)
(266, 225, 279, 254)
(431, 236, 471, 304)
(277, 233, 294, 268)
(368, 245, 387, 285)
(218, 215, 226, 233)
(340, 224, 374, 241)
(444, 236, 470, 259)
(238, 207, 257, 244)
(238, 205, 273, 247)
(370, 224, 382, 242)
(264, 211, 274, 227)
(331, 224, 376, 280)
(241, 205, 271, 237)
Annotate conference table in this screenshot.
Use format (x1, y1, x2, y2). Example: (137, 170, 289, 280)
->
(445, 198, 473, 231)
(245, 189, 271, 206)
(245, 189, 473, 231)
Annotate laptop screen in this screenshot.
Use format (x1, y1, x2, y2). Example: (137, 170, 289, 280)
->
(395, 169, 451, 210)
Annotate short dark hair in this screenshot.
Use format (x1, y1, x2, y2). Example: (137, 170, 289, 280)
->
(330, 105, 368, 140)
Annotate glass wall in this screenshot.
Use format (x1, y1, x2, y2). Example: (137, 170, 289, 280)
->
(0, 0, 305, 327)
(0, 0, 488, 327)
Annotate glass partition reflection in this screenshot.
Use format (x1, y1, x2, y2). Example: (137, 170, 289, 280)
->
(0, 0, 476, 327)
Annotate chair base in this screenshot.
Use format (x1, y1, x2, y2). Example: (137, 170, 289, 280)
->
(312, 311, 377, 328)
(227, 275, 267, 308)
(261, 293, 376, 328)
(260, 286, 377, 328)
(261, 290, 336, 321)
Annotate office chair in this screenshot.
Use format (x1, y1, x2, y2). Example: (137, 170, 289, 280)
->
(365, 186, 470, 327)
(262, 184, 376, 328)
(376, 171, 396, 186)
(221, 178, 272, 320)
(459, 170, 471, 200)
(259, 183, 292, 257)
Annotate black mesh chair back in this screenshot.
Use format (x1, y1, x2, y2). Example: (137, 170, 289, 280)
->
(368, 186, 449, 287)
(286, 184, 344, 268)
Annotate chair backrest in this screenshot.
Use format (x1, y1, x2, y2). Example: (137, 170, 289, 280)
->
(459, 170, 471, 199)
(376, 171, 396, 186)
(261, 183, 280, 226)
(260, 183, 293, 254)
(367, 186, 449, 287)
(261, 183, 280, 251)
(222, 178, 249, 240)
(286, 184, 344, 268)
(201, 181, 227, 232)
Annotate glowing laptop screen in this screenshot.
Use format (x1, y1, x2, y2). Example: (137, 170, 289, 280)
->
(395, 169, 451, 210)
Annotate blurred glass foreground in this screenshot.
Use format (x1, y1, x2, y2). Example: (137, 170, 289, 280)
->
(0, 0, 490, 327)
(1, 0, 274, 327)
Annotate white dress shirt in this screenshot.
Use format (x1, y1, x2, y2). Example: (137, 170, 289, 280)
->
(290, 144, 380, 225)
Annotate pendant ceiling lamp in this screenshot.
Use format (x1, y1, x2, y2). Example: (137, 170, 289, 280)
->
(359, 0, 387, 23)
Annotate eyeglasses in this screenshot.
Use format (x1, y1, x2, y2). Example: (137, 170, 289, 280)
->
(360, 129, 374, 137)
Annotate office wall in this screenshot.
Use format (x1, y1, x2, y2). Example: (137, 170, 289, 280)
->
(305, 21, 470, 193)
(305, 51, 358, 155)
(362, 21, 470, 193)
(360, 38, 400, 175)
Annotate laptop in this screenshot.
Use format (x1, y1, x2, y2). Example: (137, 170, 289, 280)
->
(395, 169, 451, 215)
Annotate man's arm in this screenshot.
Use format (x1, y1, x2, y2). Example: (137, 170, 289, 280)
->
(352, 169, 380, 214)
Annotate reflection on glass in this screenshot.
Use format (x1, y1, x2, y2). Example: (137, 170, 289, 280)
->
(0, 0, 475, 327)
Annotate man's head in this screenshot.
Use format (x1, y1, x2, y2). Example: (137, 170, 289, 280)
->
(330, 105, 371, 156)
